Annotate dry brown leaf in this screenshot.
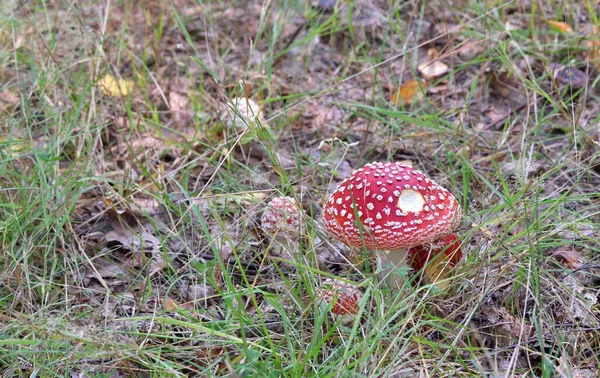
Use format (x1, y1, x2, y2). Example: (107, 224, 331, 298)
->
(391, 79, 426, 106)
(98, 74, 134, 97)
(550, 246, 583, 270)
(588, 26, 600, 71)
(162, 296, 180, 312)
(82, 259, 131, 289)
(0, 89, 19, 108)
(549, 63, 587, 89)
(490, 71, 522, 98)
(562, 275, 597, 326)
(475, 105, 509, 130)
(169, 91, 191, 124)
(546, 20, 573, 33)
(480, 305, 529, 341)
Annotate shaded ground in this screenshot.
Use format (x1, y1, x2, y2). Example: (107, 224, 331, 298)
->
(1, 0, 600, 376)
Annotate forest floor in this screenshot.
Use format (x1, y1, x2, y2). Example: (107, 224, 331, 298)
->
(1, 0, 600, 377)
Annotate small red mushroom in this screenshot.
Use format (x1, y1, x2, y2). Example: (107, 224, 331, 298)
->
(407, 233, 462, 287)
(316, 278, 362, 319)
(261, 196, 304, 262)
(322, 162, 461, 286)
(261, 196, 303, 235)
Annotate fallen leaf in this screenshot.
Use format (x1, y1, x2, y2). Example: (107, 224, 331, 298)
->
(0, 89, 21, 106)
(83, 259, 131, 289)
(162, 296, 180, 312)
(98, 74, 134, 97)
(549, 63, 587, 89)
(588, 26, 600, 71)
(391, 79, 426, 106)
(504, 20, 521, 31)
(0, 136, 30, 158)
(562, 275, 597, 326)
(475, 105, 509, 130)
(490, 71, 522, 98)
(418, 60, 449, 80)
(479, 305, 530, 342)
(168, 91, 191, 124)
(550, 246, 582, 269)
(220, 97, 267, 130)
(186, 284, 216, 302)
(546, 20, 573, 33)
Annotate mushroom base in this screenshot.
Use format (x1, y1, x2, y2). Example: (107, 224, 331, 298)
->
(416, 255, 455, 289)
(376, 249, 409, 288)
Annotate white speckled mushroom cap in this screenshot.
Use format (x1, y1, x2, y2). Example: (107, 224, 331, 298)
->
(316, 278, 362, 317)
(322, 162, 461, 251)
(261, 196, 303, 235)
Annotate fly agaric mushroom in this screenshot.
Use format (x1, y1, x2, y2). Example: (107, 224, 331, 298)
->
(322, 162, 461, 286)
(316, 278, 362, 321)
(261, 196, 304, 263)
(407, 233, 462, 288)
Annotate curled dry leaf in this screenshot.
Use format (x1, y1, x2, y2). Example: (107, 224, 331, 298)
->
(479, 305, 530, 343)
(550, 246, 582, 270)
(588, 26, 600, 71)
(220, 97, 268, 130)
(162, 296, 180, 312)
(391, 79, 426, 106)
(546, 20, 573, 33)
(549, 63, 587, 89)
(562, 275, 597, 326)
(418, 60, 449, 80)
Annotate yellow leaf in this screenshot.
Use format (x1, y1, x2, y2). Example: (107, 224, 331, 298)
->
(547, 20, 573, 33)
(0, 136, 29, 157)
(391, 79, 426, 106)
(98, 74, 134, 97)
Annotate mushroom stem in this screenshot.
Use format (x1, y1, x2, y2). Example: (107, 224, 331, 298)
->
(376, 249, 408, 287)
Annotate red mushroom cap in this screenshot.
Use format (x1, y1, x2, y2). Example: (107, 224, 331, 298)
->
(407, 233, 462, 271)
(322, 162, 461, 250)
(261, 196, 303, 235)
(316, 278, 362, 316)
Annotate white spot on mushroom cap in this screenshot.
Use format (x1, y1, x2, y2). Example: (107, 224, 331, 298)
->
(397, 189, 425, 213)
